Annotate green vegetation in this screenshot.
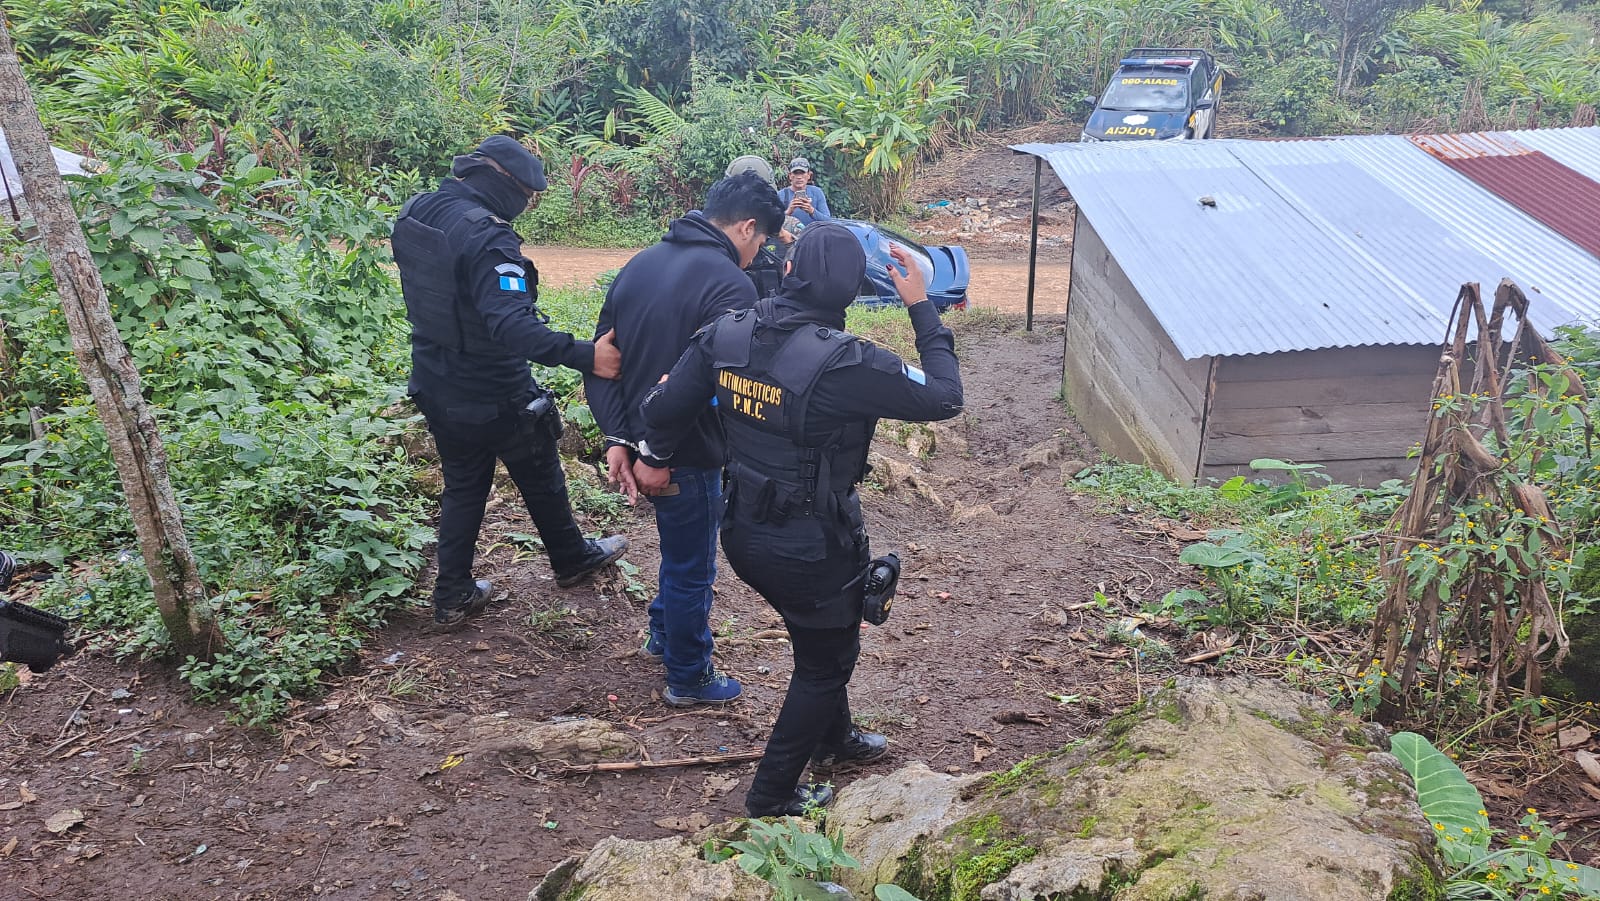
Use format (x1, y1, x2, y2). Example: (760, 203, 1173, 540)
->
(9, 0, 1598, 243)
(702, 819, 928, 901)
(1075, 459, 1403, 628)
(1, 142, 427, 723)
(1393, 732, 1600, 899)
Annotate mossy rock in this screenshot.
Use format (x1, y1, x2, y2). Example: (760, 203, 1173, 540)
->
(828, 677, 1444, 901)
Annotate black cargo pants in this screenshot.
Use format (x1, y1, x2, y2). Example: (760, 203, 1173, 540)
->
(745, 620, 860, 812)
(421, 399, 589, 606)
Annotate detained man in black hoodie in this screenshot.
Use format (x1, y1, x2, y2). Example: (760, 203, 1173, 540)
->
(585, 172, 786, 706)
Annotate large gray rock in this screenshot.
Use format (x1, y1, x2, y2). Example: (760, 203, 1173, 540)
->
(529, 836, 775, 901)
(428, 714, 639, 766)
(830, 677, 1443, 901)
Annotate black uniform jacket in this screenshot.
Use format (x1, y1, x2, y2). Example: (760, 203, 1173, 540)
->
(401, 179, 595, 417)
(585, 212, 758, 471)
(639, 299, 964, 459)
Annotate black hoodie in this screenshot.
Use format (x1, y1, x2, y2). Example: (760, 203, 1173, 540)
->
(585, 212, 758, 470)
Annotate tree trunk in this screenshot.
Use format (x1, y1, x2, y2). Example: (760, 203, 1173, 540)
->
(0, 19, 222, 659)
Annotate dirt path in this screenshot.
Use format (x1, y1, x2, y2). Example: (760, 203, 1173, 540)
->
(528, 244, 1071, 315)
(0, 313, 1208, 899)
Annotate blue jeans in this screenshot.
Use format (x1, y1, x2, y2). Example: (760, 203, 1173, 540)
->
(648, 468, 721, 689)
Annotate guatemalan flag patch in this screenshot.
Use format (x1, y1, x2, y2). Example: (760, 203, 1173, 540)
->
(496, 262, 527, 292)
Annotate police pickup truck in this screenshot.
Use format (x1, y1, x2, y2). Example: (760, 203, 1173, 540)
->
(1081, 49, 1221, 142)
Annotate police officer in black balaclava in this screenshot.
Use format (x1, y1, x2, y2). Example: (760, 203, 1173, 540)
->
(392, 136, 629, 630)
(639, 223, 964, 816)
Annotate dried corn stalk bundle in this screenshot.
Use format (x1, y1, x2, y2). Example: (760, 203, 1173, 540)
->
(1371, 281, 1582, 720)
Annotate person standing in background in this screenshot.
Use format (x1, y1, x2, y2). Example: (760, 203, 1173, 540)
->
(779, 157, 831, 227)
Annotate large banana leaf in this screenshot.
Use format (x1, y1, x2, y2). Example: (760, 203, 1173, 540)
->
(1393, 732, 1600, 897)
(1391, 731, 1491, 860)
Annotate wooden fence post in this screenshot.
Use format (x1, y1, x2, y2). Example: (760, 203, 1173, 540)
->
(0, 16, 221, 659)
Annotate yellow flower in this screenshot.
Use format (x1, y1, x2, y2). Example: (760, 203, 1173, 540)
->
(1478, 810, 1487, 816)
(1528, 807, 1539, 815)
(1567, 864, 1579, 870)
(1486, 873, 1498, 881)
(1520, 834, 1531, 842)
(1462, 827, 1474, 834)
(1540, 887, 1551, 895)
(1434, 823, 1445, 831)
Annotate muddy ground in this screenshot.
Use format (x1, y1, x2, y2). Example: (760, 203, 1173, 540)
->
(9, 312, 1597, 900)
(0, 315, 1204, 900)
(532, 245, 1071, 317)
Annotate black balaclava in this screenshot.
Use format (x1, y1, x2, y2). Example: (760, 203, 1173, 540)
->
(775, 222, 867, 330)
(451, 154, 530, 222)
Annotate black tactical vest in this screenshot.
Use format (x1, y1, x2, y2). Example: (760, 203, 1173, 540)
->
(392, 196, 535, 357)
(710, 302, 873, 530)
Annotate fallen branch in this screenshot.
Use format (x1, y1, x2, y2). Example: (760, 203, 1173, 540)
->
(1180, 647, 1232, 665)
(719, 629, 791, 646)
(58, 689, 92, 739)
(548, 748, 764, 775)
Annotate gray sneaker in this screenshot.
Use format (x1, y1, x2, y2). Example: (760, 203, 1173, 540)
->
(555, 535, 629, 588)
(425, 579, 492, 632)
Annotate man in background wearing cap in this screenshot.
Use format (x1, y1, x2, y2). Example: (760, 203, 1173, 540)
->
(391, 136, 628, 630)
(779, 158, 831, 227)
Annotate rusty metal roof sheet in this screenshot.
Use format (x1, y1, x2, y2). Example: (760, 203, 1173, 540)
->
(1012, 128, 1600, 359)
(1406, 131, 1535, 159)
(1407, 132, 1600, 258)
(1507, 127, 1600, 181)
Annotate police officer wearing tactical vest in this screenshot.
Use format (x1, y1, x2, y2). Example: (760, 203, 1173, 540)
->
(640, 223, 964, 816)
(392, 136, 629, 629)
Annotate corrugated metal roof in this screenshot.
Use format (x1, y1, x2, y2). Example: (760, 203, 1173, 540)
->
(1293, 135, 1600, 341)
(1407, 132, 1600, 259)
(1434, 153, 1600, 258)
(1012, 128, 1600, 359)
(1507, 127, 1600, 181)
(1407, 132, 1534, 159)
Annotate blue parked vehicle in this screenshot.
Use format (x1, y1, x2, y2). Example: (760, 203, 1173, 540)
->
(834, 219, 970, 311)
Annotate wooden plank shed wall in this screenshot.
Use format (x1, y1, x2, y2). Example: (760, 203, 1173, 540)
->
(1201, 346, 1439, 486)
(1065, 210, 1442, 486)
(1064, 212, 1211, 480)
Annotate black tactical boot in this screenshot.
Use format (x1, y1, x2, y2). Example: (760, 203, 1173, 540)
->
(811, 728, 889, 769)
(745, 782, 836, 818)
(426, 579, 492, 632)
(555, 535, 629, 588)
